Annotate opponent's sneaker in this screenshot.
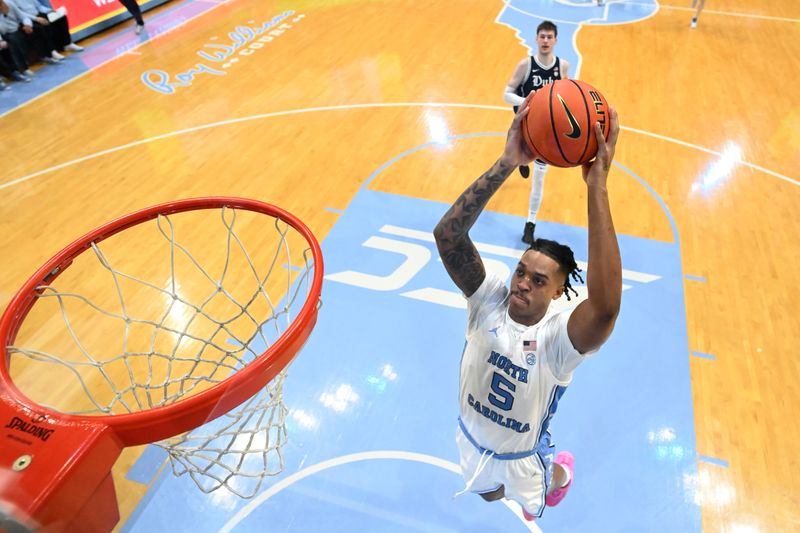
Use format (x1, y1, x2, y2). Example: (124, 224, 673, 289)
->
(522, 222, 535, 245)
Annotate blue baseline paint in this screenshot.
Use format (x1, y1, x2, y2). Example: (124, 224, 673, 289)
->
(121, 456, 183, 533)
(698, 455, 729, 468)
(125, 445, 168, 484)
(691, 351, 716, 361)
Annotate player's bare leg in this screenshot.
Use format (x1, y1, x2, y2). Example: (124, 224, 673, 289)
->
(479, 485, 505, 502)
(545, 452, 574, 506)
(690, 0, 705, 27)
(522, 161, 547, 244)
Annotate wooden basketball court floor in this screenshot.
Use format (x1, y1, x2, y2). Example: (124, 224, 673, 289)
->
(1, 0, 798, 531)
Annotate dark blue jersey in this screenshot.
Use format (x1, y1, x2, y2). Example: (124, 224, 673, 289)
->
(515, 56, 563, 99)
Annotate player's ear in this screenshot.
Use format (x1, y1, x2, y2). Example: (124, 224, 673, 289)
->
(552, 285, 565, 300)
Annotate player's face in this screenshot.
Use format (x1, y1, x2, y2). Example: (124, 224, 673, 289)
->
(508, 250, 566, 325)
(536, 30, 557, 55)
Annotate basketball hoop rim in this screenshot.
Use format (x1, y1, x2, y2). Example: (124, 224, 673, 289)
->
(0, 197, 324, 447)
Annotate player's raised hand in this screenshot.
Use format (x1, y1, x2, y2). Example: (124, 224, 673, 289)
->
(502, 93, 537, 168)
(582, 106, 620, 187)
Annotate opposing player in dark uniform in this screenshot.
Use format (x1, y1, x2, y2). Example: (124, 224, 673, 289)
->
(503, 21, 570, 244)
(690, 0, 706, 28)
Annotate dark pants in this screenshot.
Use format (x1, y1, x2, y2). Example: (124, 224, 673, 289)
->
(37, 12, 72, 49)
(0, 48, 15, 77)
(0, 31, 31, 71)
(26, 22, 56, 59)
(119, 0, 144, 25)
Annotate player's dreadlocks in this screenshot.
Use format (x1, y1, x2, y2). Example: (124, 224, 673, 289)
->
(528, 238, 583, 300)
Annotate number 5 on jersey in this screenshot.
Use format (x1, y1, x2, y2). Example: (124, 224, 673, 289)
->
(489, 372, 516, 411)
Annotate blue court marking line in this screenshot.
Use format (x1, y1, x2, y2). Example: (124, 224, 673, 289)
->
(697, 454, 729, 468)
(361, 134, 680, 252)
(362, 131, 504, 189)
(325, 207, 344, 213)
(126, 445, 169, 484)
(614, 161, 680, 245)
(684, 274, 707, 282)
(691, 351, 716, 361)
(120, 453, 180, 533)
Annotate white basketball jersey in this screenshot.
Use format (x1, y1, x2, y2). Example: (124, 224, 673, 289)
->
(459, 273, 592, 455)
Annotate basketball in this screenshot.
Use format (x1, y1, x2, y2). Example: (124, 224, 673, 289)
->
(522, 79, 610, 168)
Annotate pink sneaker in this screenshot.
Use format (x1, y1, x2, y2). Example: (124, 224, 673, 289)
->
(545, 451, 574, 507)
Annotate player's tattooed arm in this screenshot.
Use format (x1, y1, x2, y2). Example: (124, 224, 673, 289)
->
(433, 159, 515, 297)
(434, 102, 534, 297)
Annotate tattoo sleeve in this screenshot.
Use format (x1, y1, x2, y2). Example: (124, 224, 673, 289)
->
(433, 158, 515, 296)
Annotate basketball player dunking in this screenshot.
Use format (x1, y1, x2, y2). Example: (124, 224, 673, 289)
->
(503, 21, 570, 244)
(434, 97, 621, 521)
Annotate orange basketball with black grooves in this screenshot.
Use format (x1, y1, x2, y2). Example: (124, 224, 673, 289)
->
(522, 79, 610, 168)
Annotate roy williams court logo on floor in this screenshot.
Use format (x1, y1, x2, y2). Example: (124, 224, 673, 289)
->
(141, 11, 306, 95)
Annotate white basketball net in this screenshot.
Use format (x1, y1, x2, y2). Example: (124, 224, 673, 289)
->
(7, 206, 318, 498)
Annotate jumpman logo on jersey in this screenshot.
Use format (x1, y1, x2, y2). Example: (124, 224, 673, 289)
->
(489, 327, 500, 337)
